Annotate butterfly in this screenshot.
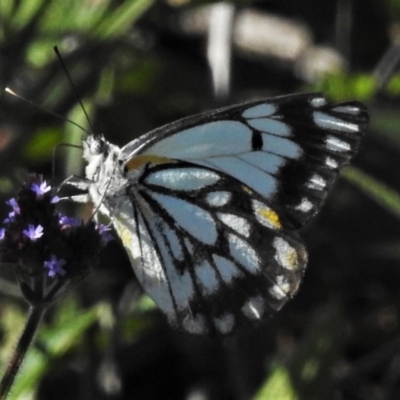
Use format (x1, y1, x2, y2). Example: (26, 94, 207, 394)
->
(65, 92, 368, 336)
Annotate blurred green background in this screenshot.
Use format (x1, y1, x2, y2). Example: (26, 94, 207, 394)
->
(1, 0, 400, 399)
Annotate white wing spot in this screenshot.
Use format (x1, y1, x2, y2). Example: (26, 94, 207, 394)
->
(214, 313, 235, 334)
(242, 296, 265, 320)
(311, 97, 327, 108)
(314, 111, 359, 133)
(217, 213, 251, 237)
(182, 314, 207, 335)
(294, 198, 313, 213)
(306, 174, 326, 191)
(326, 135, 351, 152)
(145, 168, 220, 191)
(270, 279, 289, 301)
(325, 156, 339, 169)
(332, 105, 361, 115)
(273, 237, 299, 270)
(205, 191, 231, 207)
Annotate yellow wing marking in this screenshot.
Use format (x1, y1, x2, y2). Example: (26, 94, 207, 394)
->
(258, 208, 282, 229)
(125, 155, 172, 171)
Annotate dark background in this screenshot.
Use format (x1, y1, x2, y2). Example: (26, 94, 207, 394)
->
(1, 1, 400, 399)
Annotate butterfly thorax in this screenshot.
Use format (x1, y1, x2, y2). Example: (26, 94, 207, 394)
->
(83, 135, 128, 211)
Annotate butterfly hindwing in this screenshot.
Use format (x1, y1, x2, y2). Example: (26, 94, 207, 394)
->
(111, 162, 307, 335)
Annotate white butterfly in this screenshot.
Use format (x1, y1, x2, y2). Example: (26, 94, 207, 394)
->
(66, 93, 368, 336)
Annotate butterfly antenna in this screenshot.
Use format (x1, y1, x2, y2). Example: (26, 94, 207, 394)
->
(4, 87, 90, 134)
(53, 46, 95, 133)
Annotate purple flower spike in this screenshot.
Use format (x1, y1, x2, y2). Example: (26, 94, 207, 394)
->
(23, 224, 44, 241)
(44, 255, 67, 278)
(59, 215, 81, 227)
(0, 228, 5, 240)
(6, 198, 20, 214)
(31, 181, 51, 196)
(97, 224, 114, 245)
(4, 211, 15, 223)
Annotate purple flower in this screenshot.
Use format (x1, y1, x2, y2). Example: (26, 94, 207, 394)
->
(0, 228, 5, 240)
(44, 255, 67, 278)
(97, 224, 114, 245)
(6, 198, 20, 214)
(4, 211, 15, 223)
(31, 181, 51, 196)
(59, 215, 81, 227)
(23, 224, 44, 241)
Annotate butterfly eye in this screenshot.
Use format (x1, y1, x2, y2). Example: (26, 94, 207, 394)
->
(90, 138, 105, 155)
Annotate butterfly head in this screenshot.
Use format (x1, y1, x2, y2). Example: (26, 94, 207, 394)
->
(82, 134, 121, 183)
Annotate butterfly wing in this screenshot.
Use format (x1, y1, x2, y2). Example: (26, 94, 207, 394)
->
(120, 93, 368, 230)
(112, 162, 307, 335)
(111, 92, 368, 335)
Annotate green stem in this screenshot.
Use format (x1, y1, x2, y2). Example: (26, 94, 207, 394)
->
(0, 305, 46, 400)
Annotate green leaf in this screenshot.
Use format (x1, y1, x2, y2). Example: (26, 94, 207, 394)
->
(255, 366, 298, 400)
(310, 73, 376, 101)
(92, 0, 155, 39)
(23, 128, 62, 162)
(9, 299, 97, 400)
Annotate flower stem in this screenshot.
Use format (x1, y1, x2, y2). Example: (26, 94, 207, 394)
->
(0, 305, 46, 400)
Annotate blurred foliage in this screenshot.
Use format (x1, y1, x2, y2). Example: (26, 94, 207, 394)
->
(344, 167, 400, 221)
(0, 0, 400, 399)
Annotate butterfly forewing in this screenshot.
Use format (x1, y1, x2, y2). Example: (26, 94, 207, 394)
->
(122, 93, 368, 230)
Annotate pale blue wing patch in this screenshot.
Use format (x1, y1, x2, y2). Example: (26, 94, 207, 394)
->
(148, 192, 218, 245)
(242, 103, 277, 118)
(195, 260, 220, 296)
(184, 237, 195, 255)
(212, 254, 243, 283)
(228, 233, 260, 274)
(142, 121, 252, 159)
(246, 118, 292, 137)
(157, 217, 184, 262)
(238, 151, 284, 175)
(205, 156, 277, 198)
(261, 134, 302, 158)
(150, 219, 195, 309)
